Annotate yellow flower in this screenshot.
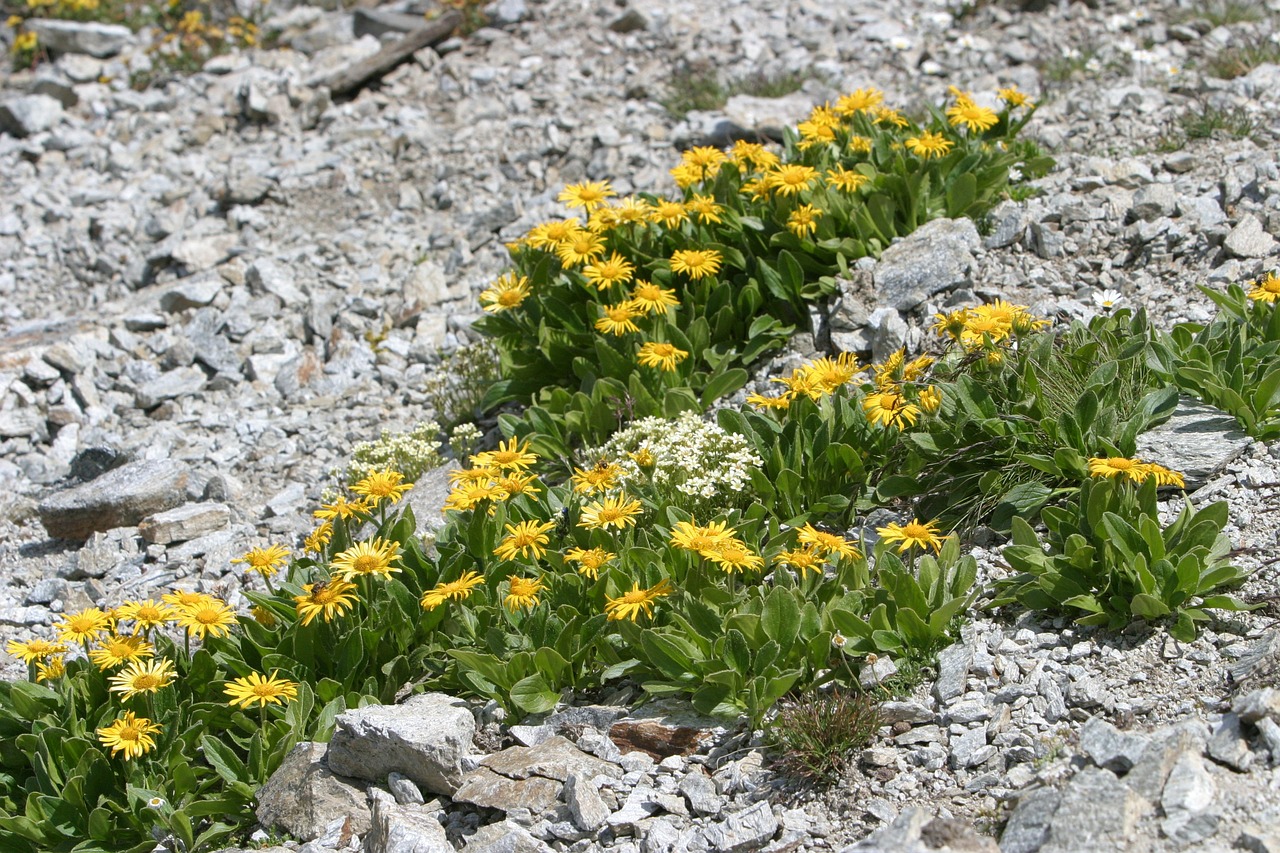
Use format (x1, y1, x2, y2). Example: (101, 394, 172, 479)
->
(115, 599, 177, 633)
(670, 249, 723, 280)
(947, 98, 999, 133)
(494, 472, 541, 499)
(108, 658, 177, 700)
(1143, 462, 1186, 488)
(331, 538, 402, 582)
(294, 578, 358, 626)
(874, 107, 909, 128)
(162, 589, 215, 611)
(251, 605, 278, 628)
(494, 519, 557, 562)
(876, 518, 946, 554)
(998, 86, 1033, 108)
(232, 544, 291, 578)
(630, 281, 679, 314)
(612, 196, 652, 223)
(729, 140, 779, 170)
(571, 461, 626, 494)
(471, 438, 538, 472)
(556, 231, 607, 268)
(649, 199, 689, 230)
(1247, 272, 1280, 303)
(595, 302, 643, 336)
(847, 135, 873, 154)
(12, 30, 36, 52)
(504, 575, 544, 611)
(6, 14, 22, 27)
(564, 546, 615, 580)
(630, 447, 656, 468)
(36, 657, 65, 682)
(6, 638, 67, 664)
(773, 546, 826, 577)
(89, 634, 154, 670)
(863, 390, 921, 429)
(97, 712, 162, 760)
(175, 599, 236, 640)
(796, 524, 861, 561)
(919, 386, 943, 414)
(352, 469, 413, 505)
(787, 204, 823, 238)
(706, 539, 765, 573)
(1086, 456, 1147, 482)
(604, 578, 673, 621)
(420, 570, 485, 610)
(558, 180, 615, 211)
(579, 493, 643, 530)
(669, 519, 736, 555)
(933, 308, 970, 341)
(225, 671, 299, 709)
(797, 119, 837, 150)
(526, 218, 581, 250)
(480, 273, 531, 312)
(56, 608, 111, 646)
(669, 163, 703, 188)
(765, 164, 818, 196)
(746, 392, 793, 411)
(835, 87, 884, 115)
(905, 131, 954, 159)
(825, 166, 869, 193)
(314, 495, 371, 521)
(444, 482, 502, 512)
(583, 252, 636, 290)
(637, 341, 689, 372)
(680, 146, 728, 177)
(803, 353, 861, 394)
(304, 522, 333, 554)
(686, 194, 724, 225)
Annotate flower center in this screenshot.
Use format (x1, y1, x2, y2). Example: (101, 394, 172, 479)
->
(134, 674, 160, 690)
(622, 590, 647, 603)
(252, 684, 276, 697)
(196, 610, 220, 625)
(903, 523, 930, 539)
(120, 725, 141, 742)
(353, 555, 381, 574)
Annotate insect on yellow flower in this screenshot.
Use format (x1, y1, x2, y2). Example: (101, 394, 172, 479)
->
(420, 570, 485, 610)
(504, 575, 545, 611)
(636, 341, 689, 372)
(669, 249, 723, 280)
(97, 711, 162, 761)
(578, 493, 644, 530)
(294, 577, 359, 626)
(564, 547, 615, 580)
(224, 671, 299, 709)
(1247, 272, 1280, 303)
(494, 519, 557, 562)
(231, 544, 291, 578)
(108, 658, 177, 700)
(479, 273, 531, 312)
(604, 578, 673, 621)
(571, 461, 626, 494)
(876, 518, 946, 554)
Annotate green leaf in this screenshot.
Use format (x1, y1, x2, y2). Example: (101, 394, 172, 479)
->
(701, 368, 749, 408)
(761, 587, 801, 645)
(1130, 593, 1172, 620)
(509, 673, 561, 715)
(723, 629, 751, 677)
(200, 736, 248, 786)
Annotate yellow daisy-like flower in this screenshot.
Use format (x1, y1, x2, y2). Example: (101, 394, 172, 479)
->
(571, 462, 626, 495)
(1143, 462, 1186, 488)
(1087, 456, 1147, 481)
(630, 281, 680, 315)
(997, 86, 1033, 108)
(587, 205, 621, 233)
(294, 578, 358, 626)
(613, 196, 652, 223)
(1247, 272, 1280, 303)
(251, 605, 278, 628)
(89, 634, 154, 670)
(874, 107, 909, 128)
(729, 140, 779, 170)
(787, 204, 823, 238)
(36, 657, 65, 682)
(680, 146, 728, 177)
(583, 252, 636, 290)
(6, 638, 68, 664)
(630, 447, 656, 468)
(175, 599, 236, 640)
(115, 599, 177, 633)
(224, 671, 299, 709)
(905, 131, 954, 159)
(479, 273, 532, 313)
(835, 87, 884, 115)
(526, 218, 581, 250)
(352, 469, 413, 505)
(471, 438, 538, 472)
(669, 519, 736, 555)
(847, 135, 873, 154)
(946, 98, 999, 133)
(637, 341, 689, 372)
(766, 164, 818, 196)
(97, 711, 162, 760)
(669, 163, 703, 189)
(564, 546, 615, 580)
(919, 386, 943, 414)
(595, 302, 643, 336)
(556, 231, 607, 268)
(876, 518, 946, 554)
(504, 575, 545, 611)
(444, 482, 502, 513)
(796, 524, 861, 561)
(746, 392, 793, 411)
(420, 570, 485, 610)
(494, 472, 541, 499)
(558, 180, 615, 211)
(162, 589, 214, 611)
(55, 608, 111, 646)
(649, 199, 689, 230)
(108, 658, 177, 700)
(314, 495, 371, 521)
(494, 520, 557, 562)
(863, 390, 922, 429)
(304, 521, 333, 554)
(804, 353, 861, 395)
(231, 544, 291, 578)
(604, 578, 673, 622)
(579, 493, 644, 530)
(797, 119, 837, 150)
(12, 30, 36, 53)
(331, 538, 402, 582)
(826, 166, 869, 193)
(686, 194, 724, 225)
(707, 539, 765, 574)
(773, 546, 827, 577)
(670, 248, 723, 280)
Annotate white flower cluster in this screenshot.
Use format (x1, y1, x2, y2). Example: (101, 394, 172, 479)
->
(588, 410, 763, 513)
(341, 420, 444, 486)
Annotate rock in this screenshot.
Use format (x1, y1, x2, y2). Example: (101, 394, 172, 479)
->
(1232, 688, 1280, 725)
(325, 693, 476, 795)
(221, 172, 275, 206)
(26, 19, 132, 57)
(0, 95, 64, 138)
(609, 719, 716, 759)
(949, 727, 994, 769)
(1037, 767, 1142, 853)
(873, 218, 980, 312)
(138, 502, 231, 545)
(454, 734, 622, 815)
(173, 234, 238, 273)
(255, 742, 371, 842)
(564, 772, 609, 832)
(841, 806, 997, 852)
(134, 366, 207, 410)
(68, 447, 126, 482)
(463, 820, 554, 853)
(1161, 750, 1216, 816)
(609, 9, 647, 32)
(859, 654, 899, 688)
(1224, 213, 1277, 259)
(1078, 716, 1148, 773)
(248, 257, 308, 306)
(679, 768, 723, 817)
(983, 202, 1029, 249)
(1207, 712, 1253, 771)
(1237, 826, 1280, 853)
(39, 459, 190, 540)
(700, 801, 778, 853)
(159, 275, 223, 313)
(485, 0, 528, 26)
(1131, 184, 1178, 221)
(933, 642, 973, 703)
(1125, 721, 1205, 802)
(353, 7, 431, 38)
(1255, 717, 1280, 766)
(1135, 397, 1251, 490)
(0, 409, 44, 439)
(364, 787, 452, 853)
(1230, 630, 1280, 691)
(719, 93, 815, 141)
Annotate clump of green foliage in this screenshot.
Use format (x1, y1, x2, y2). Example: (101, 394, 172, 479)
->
(660, 64, 810, 119)
(767, 689, 882, 784)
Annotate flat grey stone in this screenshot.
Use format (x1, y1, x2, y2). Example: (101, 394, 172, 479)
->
(873, 218, 980, 312)
(0, 95, 64, 138)
(1207, 712, 1253, 771)
(134, 366, 206, 410)
(27, 19, 132, 57)
(1232, 688, 1280, 725)
(159, 275, 223, 313)
(679, 768, 722, 817)
(1038, 767, 1143, 853)
(353, 7, 430, 38)
(1079, 716, 1148, 773)
(453, 766, 562, 814)
(564, 773, 609, 832)
(1161, 750, 1216, 815)
(39, 459, 190, 540)
(934, 642, 973, 703)
(1224, 213, 1277, 259)
(1135, 397, 1251, 490)
(1131, 184, 1178, 221)
(255, 742, 370, 842)
(325, 693, 476, 795)
(478, 735, 621, 783)
(138, 502, 230, 545)
(699, 801, 778, 853)
(364, 787, 452, 853)
(463, 820, 554, 853)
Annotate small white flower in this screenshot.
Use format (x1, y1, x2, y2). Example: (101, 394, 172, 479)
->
(147, 797, 166, 810)
(1093, 289, 1124, 310)
(1008, 167, 1024, 182)
(833, 632, 847, 649)
(1166, 64, 1180, 77)
(890, 36, 913, 51)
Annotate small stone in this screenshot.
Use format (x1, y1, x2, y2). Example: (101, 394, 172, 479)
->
(608, 9, 647, 32)
(859, 655, 898, 688)
(564, 773, 609, 832)
(1232, 688, 1280, 725)
(699, 801, 778, 853)
(1162, 750, 1216, 814)
(0, 95, 64, 138)
(364, 787, 451, 853)
(934, 642, 973, 703)
(1131, 184, 1178, 221)
(679, 769, 722, 817)
(159, 275, 223, 313)
(388, 772, 425, 805)
(1224, 213, 1277, 259)
(134, 366, 206, 410)
(1255, 717, 1280, 766)
(1000, 787, 1061, 853)
(1237, 826, 1280, 853)
(138, 502, 230, 545)
(1207, 712, 1253, 771)
(950, 727, 994, 769)
(1078, 716, 1148, 773)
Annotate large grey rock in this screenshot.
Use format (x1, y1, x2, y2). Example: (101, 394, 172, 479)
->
(699, 801, 778, 853)
(326, 693, 475, 795)
(26, 19, 132, 57)
(1207, 712, 1253, 771)
(455, 735, 620, 814)
(138, 502, 230, 545)
(1131, 184, 1178, 221)
(463, 820, 554, 853)
(841, 806, 997, 852)
(0, 409, 45, 439)
(1161, 750, 1216, 817)
(679, 768, 723, 817)
(1230, 630, 1280, 692)
(1078, 716, 1148, 773)
(934, 641, 974, 703)
(873, 218, 980, 311)
(255, 742, 371, 842)
(1233, 688, 1280, 725)
(1000, 787, 1061, 853)
(1135, 397, 1251, 489)
(1037, 767, 1143, 853)
(364, 787, 452, 853)
(0, 95, 64, 138)
(719, 92, 815, 141)
(39, 459, 190, 540)
(134, 366, 206, 410)
(1224, 213, 1277, 259)
(1125, 720, 1206, 802)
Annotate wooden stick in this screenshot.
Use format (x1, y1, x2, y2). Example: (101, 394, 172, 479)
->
(308, 10, 461, 98)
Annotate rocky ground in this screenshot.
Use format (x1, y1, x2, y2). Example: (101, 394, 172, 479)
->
(4, 0, 1280, 850)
